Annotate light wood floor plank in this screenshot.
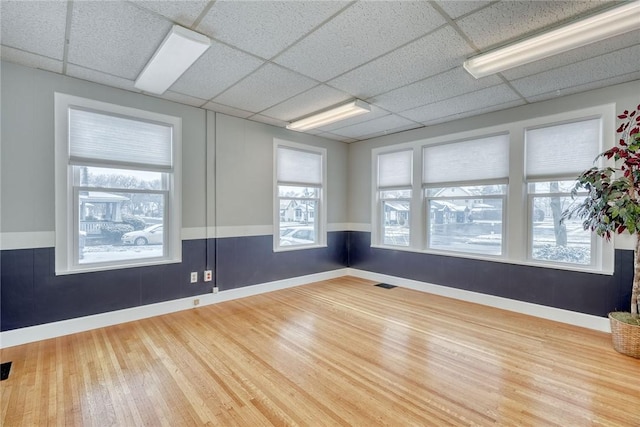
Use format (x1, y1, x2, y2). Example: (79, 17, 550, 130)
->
(2, 276, 639, 426)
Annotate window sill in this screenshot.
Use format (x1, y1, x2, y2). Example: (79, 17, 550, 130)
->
(369, 244, 613, 276)
(56, 257, 182, 276)
(273, 243, 328, 253)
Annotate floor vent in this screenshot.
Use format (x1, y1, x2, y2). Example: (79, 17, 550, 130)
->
(1, 362, 12, 381)
(375, 283, 397, 289)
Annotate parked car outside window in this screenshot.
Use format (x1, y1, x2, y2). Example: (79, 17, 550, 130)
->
(121, 224, 163, 246)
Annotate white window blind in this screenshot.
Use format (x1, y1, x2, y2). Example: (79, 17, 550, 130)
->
(525, 118, 601, 180)
(69, 108, 173, 170)
(423, 134, 509, 186)
(277, 146, 322, 185)
(378, 149, 413, 188)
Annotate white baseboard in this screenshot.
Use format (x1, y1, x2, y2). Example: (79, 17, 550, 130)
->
(346, 268, 611, 333)
(0, 268, 348, 348)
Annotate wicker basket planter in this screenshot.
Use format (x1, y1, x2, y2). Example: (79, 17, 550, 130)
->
(609, 313, 640, 359)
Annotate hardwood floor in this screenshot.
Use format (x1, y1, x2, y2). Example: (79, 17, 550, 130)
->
(2, 276, 639, 426)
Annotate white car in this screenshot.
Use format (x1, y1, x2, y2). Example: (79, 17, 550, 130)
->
(280, 226, 315, 246)
(122, 224, 163, 246)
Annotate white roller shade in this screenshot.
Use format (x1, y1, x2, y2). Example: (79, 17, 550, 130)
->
(277, 146, 322, 185)
(526, 118, 601, 180)
(378, 150, 413, 188)
(423, 134, 509, 186)
(69, 108, 173, 170)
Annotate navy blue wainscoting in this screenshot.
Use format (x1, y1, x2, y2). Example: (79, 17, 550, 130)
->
(215, 231, 348, 290)
(1, 240, 209, 332)
(347, 231, 633, 317)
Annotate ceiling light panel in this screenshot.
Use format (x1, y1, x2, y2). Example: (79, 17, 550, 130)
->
(135, 25, 210, 94)
(464, 1, 640, 78)
(287, 100, 371, 131)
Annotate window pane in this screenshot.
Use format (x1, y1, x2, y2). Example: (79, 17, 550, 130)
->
(279, 199, 317, 247)
(531, 195, 591, 265)
(382, 200, 410, 246)
(81, 166, 164, 190)
(529, 180, 583, 194)
(426, 185, 506, 197)
(380, 189, 411, 199)
(79, 191, 165, 264)
(428, 198, 503, 255)
(278, 185, 319, 198)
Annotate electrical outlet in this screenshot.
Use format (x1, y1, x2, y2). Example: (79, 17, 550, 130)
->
(190, 272, 198, 283)
(213, 286, 219, 294)
(193, 298, 200, 306)
(204, 270, 212, 282)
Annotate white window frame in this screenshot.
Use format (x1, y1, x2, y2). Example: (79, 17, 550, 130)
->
(273, 139, 327, 252)
(371, 104, 615, 275)
(54, 93, 182, 275)
(423, 134, 509, 257)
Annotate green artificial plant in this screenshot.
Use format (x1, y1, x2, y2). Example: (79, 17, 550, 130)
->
(563, 104, 640, 319)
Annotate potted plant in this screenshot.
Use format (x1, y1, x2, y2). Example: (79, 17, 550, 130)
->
(563, 104, 640, 358)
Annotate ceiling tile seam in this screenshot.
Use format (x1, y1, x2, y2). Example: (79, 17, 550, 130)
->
(0, 46, 63, 64)
(419, 99, 527, 126)
(427, 0, 481, 53)
(446, 0, 501, 21)
(61, 0, 74, 74)
(317, 21, 451, 86)
(392, 81, 508, 115)
(354, 64, 461, 104)
(498, 75, 528, 104)
(206, 60, 328, 113)
(191, 1, 216, 29)
(266, 0, 358, 63)
(521, 71, 640, 104)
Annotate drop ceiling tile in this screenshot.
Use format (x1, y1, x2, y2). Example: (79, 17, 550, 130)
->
(197, 1, 349, 59)
(525, 72, 640, 104)
(169, 41, 264, 100)
(401, 84, 522, 123)
(130, 1, 209, 28)
(372, 67, 502, 113)
(458, 1, 610, 50)
(212, 63, 317, 113)
(261, 85, 351, 122)
(313, 104, 391, 133)
(157, 91, 207, 108)
(502, 31, 640, 80)
(203, 101, 253, 119)
(511, 44, 640, 98)
(66, 64, 141, 92)
(249, 115, 289, 128)
(0, 46, 63, 73)
(330, 114, 418, 139)
(421, 99, 527, 127)
(0, 0, 67, 60)
(68, 1, 172, 80)
(274, 1, 445, 82)
(329, 26, 475, 98)
(435, 1, 493, 19)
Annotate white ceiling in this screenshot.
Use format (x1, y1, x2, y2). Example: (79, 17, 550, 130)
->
(2, 1, 639, 143)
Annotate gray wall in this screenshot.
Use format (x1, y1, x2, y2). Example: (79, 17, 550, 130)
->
(0, 61, 348, 238)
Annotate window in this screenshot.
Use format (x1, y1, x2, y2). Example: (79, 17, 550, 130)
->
(377, 150, 412, 246)
(55, 93, 181, 274)
(525, 118, 602, 266)
(274, 141, 326, 251)
(371, 104, 614, 274)
(424, 135, 509, 256)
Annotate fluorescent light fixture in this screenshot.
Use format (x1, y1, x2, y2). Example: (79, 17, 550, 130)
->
(135, 25, 210, 94)
(463, 1, 640, 79)
(286, 100, 371, 131)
